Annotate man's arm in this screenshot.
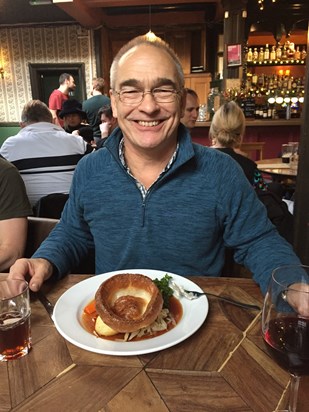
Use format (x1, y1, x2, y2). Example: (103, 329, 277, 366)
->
(49, 109, 61, 126)
(0, 217, 28, 271)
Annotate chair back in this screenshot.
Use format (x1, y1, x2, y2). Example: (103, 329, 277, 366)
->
(25, 216, 59, 258)
(25, 216, 95, 274)
(239, 142, 265, 161)
(33, 193, 69, 219)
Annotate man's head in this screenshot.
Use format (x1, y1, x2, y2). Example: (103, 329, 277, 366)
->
(59, 73, 76, 93)
(20, 100, 53, 127)
(181, 88, 200, 129)
(209, 101, 245, 149)
(98, 105, 118, 133)
(110, 35, 186, 152)
(59, 99, 87, 128)
(92, 77, 105, 95)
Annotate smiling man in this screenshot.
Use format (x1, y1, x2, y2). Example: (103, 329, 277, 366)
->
(9, 35, 301, 299)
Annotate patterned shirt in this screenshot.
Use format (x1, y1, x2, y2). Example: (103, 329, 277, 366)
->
(119, 137, 179, 200)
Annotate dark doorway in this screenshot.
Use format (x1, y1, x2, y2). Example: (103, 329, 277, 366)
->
(29, 63, 87, 105)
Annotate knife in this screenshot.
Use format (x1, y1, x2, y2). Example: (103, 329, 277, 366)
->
(31, 290, 55, 321)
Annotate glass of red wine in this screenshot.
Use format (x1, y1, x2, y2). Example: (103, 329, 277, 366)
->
(262, 265, 309, 412)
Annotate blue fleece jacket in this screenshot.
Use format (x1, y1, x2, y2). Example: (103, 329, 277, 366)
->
(33, 124, 300, 294)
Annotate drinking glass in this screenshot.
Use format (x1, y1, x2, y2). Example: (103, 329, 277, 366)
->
(262, 265, 309, 412)
(0, 279, 31, 361)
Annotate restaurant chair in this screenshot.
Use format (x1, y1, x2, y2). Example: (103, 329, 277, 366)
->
(239, 142, 265, 161)
(25, 217, 95, 274)
(33, 193, 69, 219)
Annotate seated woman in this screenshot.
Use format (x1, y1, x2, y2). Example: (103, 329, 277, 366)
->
(209, 100, 293, 245)
(209, 100, 266, 190)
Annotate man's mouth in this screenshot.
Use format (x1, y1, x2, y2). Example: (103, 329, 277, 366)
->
(137, 120, 160, 127)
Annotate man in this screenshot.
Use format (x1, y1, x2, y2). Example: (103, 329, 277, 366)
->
(49, 73, 76, 127)
(96, 104, 118, 149)
(82, 77, 110, 142)
(0, 100, 89, 206)
(0, 158, 32, 271)
(9, 35, 301, 299)
(180, 88, 200, 129)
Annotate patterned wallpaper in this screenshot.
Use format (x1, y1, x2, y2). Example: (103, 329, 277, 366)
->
(0, 24, 96, 122)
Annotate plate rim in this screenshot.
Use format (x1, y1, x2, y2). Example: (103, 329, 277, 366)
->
(53, 269, 208, 356)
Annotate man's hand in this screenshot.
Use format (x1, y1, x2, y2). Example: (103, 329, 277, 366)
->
(8, 258, 54, 291)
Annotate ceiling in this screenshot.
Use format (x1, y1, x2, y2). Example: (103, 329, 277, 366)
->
(0, 0, 308, 33)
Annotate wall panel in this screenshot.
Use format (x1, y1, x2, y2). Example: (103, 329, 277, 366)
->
(0, 24, 96, 122)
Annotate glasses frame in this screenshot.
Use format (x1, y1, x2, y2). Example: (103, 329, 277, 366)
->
(113, 88, 182, 105)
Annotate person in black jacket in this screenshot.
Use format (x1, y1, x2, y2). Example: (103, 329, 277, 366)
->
(209, 100, 294, 244)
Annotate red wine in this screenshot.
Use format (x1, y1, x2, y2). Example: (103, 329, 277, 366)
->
(263, 316, 309, 375)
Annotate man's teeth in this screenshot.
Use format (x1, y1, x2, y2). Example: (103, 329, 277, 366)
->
(138, 120, 159, 127)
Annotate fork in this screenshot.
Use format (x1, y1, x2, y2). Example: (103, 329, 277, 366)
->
(169, 280, 261, 311)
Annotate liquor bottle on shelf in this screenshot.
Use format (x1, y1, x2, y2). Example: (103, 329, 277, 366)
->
(270, 45, 276, 61)
(294, 46, 301, 60)
(301, 46, 307, 60)
(281, 46, 288, 60)
(247, 48, 253, 62)
(258, 47, 264, 62)
(264, 44, 270, 61)
(276, 44, 282, 60)
(253, 47, 258, 61)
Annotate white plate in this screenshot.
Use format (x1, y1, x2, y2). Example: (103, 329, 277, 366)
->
(53, 269, 208, 356)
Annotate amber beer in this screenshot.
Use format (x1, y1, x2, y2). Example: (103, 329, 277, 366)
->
(0, 279, 31, 361)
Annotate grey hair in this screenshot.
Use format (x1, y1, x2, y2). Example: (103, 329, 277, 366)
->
(209, 101, 245, 149)
(110, 34, 184, 90)
(21, 100, 53, 124)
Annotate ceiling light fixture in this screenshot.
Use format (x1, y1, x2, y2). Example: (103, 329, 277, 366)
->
(145, 5, 157, 42)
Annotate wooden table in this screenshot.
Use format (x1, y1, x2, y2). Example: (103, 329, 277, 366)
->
(1, 275, 309, 412)
(256, 158, 297, 178)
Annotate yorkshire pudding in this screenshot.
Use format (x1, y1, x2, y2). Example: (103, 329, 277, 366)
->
(95, 273, 163, 333)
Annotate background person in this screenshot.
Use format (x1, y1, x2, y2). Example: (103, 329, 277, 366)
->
(0, 100, 89, 206)
(48, 73, 76, 127)
(209, 100, 294, 244)
(82, 77, 111, 142)
(180, 88, 200, 129)
(0, 158, 32, 271)
(59, 99, 88, 134)
(96, 104, 118, 149)
(9, 35, 300, 298)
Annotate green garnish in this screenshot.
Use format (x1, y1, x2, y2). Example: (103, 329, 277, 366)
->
(153, 274, 174, 308)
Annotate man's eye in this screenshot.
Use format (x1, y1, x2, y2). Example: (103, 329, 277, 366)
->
(122, 90, 140, 95)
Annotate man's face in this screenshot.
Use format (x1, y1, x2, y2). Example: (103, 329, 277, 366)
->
(181, 93, 200, 129)
(110, 44, 185, 153)
(100, 113, 117, 134)
(67, 76, 76, 91)
(64, 113, 81, 127)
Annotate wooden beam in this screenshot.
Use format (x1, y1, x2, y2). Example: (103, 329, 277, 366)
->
(83, 0, 217, 7)
(55, 0, 106, 28)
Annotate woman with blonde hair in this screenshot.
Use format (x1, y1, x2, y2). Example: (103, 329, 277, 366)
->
(209, 100, 265, 189)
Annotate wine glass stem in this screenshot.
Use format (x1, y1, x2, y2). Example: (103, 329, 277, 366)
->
(288, 374, 300, 412)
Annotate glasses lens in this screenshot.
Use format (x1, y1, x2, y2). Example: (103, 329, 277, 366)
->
(119, 90, 143, 104)
(153, 89, 176, 103)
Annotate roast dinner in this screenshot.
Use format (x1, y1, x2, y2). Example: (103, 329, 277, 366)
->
(82, 273, 183, 342)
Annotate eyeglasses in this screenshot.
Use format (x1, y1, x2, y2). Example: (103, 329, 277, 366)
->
(113, 88, 181, 105)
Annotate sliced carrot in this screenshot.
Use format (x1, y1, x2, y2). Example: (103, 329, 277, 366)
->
(84, 299, 97, 315)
